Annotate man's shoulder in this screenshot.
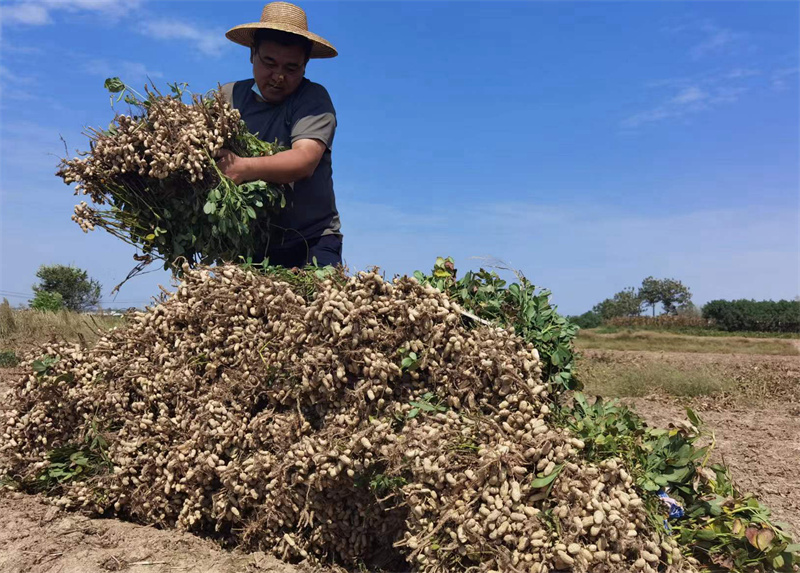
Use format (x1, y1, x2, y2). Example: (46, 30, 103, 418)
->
(297, 79, 334, 106)
(220, 79, 254, 105)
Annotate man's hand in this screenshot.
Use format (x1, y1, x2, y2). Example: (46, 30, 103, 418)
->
(216, 139, 326, 185)
(216, 149, 252, 185)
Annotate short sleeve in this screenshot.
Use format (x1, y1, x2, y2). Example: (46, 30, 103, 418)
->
(291, 82, 336, 149)
(220, 82, 235, 106)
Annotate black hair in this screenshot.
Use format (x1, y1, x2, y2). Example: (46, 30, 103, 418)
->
(252, 29, 313, 63)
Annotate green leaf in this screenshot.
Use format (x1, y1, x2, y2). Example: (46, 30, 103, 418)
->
(104, 77, 125, 93)
(640, 478, 660, 492)
(695, 529, 718, 541)
(530, 464, 563, 488)
(685, 408, 701, 427)
(659, 466, 692, 484)
(203, 201, 216, 215)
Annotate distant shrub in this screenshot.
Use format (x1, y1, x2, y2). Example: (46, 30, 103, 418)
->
(571, 311, 603, 329)
(702, 299, 800, 333)
(30, 291, 64, 312)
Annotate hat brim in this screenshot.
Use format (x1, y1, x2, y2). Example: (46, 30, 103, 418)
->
(225, 22, 337, 59)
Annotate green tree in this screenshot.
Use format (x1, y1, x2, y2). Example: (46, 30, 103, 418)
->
(592, 287, 642, 320)
(30, 291, 64, 312)
(32, 264, 101, 311)
(658, 278, 692, 315)
(638, 276, 692, 316)
(639, 276, 661, 317)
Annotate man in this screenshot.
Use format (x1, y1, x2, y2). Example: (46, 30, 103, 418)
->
(218, 1, 342, 268)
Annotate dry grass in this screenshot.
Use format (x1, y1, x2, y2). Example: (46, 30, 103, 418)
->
(576, 329, 798, 356)
(577, 349, 800, 405)
(578, 358, 734, 398)
(0, 303, 122, 351)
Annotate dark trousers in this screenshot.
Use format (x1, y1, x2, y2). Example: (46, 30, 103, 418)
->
(261, 234, 342, 268)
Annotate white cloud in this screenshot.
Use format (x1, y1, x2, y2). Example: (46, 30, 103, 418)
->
(724, 68, 760, 80)
(139, 19, 228, 57)
(771, 67, 799, 91)
(2, 3, 51, 25)
(623, 67, 760, 129)
(621, 107, 676, 129)
(670, 86, 708, 105)
(690, 22, 743, 59)
(664, 18, 747, 60)
(1, 0, 142, 26)
(710, 86, 746, 104)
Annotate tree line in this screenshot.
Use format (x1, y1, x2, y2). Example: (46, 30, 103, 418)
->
(571, 276, 693, 329)
(571, 276, 799, 333)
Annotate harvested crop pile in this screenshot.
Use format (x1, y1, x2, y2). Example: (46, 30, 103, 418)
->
(57, 79, 285, 269)
(1, 263, 797, 572)
(1, 264, 687, 572)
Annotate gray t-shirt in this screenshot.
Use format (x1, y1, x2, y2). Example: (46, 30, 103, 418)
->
(221, 78, 341, 247)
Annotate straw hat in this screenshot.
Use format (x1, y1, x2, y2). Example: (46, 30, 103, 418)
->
(226, 2, 337, 59)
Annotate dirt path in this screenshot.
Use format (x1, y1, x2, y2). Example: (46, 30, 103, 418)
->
(0, 493, 306, 573)
(626, 397, 800, 537)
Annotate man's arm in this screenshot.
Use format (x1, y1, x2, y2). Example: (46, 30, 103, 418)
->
(217, 138, 326, 185)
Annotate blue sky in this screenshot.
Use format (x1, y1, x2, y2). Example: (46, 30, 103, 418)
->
(1, 0, 798, 315)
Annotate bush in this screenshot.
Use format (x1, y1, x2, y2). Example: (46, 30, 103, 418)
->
(570, 310, 603, 329)
(0, 350, 19, 367)
(30, 291, 64, 312)
(702, 299, 800, 333)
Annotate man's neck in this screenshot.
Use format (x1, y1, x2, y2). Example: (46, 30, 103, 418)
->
(251, 77, 305, 104)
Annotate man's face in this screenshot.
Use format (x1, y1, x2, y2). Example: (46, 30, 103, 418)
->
(252, 40, 307, 104)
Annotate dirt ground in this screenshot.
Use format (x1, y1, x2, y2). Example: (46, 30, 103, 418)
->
(1, 341, 798, 571)
(0, 493, 307, 573)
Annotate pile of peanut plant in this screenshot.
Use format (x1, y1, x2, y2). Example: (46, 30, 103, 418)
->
(0, 258, 796, 572)
(414, 257, 578, 392)
(57, 78, 286, 271)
